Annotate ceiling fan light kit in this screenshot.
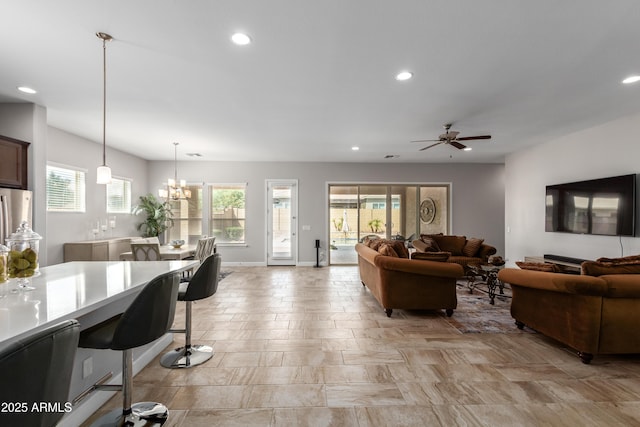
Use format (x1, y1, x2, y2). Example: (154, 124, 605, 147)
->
(411, 123, 491, 152)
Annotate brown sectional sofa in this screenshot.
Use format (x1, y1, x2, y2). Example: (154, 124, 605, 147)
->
(498, 256, 640, 363)
(355, 241, 464, 317)
(412, 234, 497, 267)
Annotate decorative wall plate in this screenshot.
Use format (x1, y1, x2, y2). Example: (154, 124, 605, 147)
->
(420, 198, 436, 224)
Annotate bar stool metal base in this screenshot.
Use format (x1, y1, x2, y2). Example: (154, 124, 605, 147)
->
(90, 401, 168, 426)
(160, 345, 213, 368)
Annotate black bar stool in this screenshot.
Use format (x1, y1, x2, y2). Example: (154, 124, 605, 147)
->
(161, 253, 221, 368)
(79, 272, 179, 426)
(0, 319, 80, 427)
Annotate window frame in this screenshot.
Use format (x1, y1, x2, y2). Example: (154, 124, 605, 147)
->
(46, 162, 87, 213)
(209, 182, 247, 246)
(106, 176, 132, 214)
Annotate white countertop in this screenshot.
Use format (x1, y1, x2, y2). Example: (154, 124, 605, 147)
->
(0, 260, 198, 347)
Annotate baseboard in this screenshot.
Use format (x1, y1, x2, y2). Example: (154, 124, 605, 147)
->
(223, 261, 329, 267)
(223, 261, 267, 266)
(58, 334, 173, 427)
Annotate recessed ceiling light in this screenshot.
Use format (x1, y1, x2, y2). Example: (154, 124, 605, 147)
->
(622, 75, 640, 84)
(17, 86, 37, 94)
(463, 147, 472, 151)
(395, 71, 413, 81)
(231, 33, 251, 45)
(351, 146, 360, 151)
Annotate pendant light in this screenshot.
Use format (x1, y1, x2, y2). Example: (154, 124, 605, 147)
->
(96, 32, 113, 184)
(159, 142, 192, 200)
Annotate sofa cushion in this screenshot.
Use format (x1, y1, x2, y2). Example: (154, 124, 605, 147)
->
(433, 235, 466, 256)
(462, 238, 484, 257)
(516, 261, 561, 273)
(411, 251, 451, 262)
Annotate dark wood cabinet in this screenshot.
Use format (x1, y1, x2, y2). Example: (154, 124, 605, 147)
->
(0, 135, 29, 189)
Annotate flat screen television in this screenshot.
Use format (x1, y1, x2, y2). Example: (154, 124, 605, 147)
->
(545, 174, 636, 236)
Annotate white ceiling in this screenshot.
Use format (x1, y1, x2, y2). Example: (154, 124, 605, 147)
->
(1, 1, 639, 163)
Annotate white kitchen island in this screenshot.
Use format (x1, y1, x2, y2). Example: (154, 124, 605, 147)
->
(0, 260, 198, 426)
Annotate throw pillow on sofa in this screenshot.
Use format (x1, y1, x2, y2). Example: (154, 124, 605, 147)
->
(378, 243, 399, 257)
(516, 261, 561, 272)
(581, 256, 640, 276)
(418, 236, 441, 252)
(462, 237, 484, 257)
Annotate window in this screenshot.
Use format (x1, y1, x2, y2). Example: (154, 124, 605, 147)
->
(46, 164, 86, 212)
(167, 184, 203, 245)
(106, 177, 132, 213)
(210, 183, 246, 244)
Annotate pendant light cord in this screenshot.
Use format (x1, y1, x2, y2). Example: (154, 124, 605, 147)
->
(97, 32, 112, 167)
(102, 36, 107, 166)
(174, 142, 179, 184)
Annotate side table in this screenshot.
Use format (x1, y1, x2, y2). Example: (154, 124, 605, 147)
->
(464, 263, 507, 305)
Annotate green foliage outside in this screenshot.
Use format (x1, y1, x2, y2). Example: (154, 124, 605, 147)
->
(212, 189, 245, 210)
(225, 226, 244, 240)
(368, 218, 383, 233)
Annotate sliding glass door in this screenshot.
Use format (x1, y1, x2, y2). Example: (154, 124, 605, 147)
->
(328, 183, 450, 265)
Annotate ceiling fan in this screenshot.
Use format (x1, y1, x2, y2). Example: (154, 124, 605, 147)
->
(411, 123, 491, 151)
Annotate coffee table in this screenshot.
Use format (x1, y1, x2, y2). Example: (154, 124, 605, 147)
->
(464, 263, 508, 305)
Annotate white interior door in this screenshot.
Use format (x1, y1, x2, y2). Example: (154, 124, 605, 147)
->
(267, 180, 297, 265)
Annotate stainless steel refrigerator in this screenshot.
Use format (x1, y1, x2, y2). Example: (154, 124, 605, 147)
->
(0, 188, 33, 245)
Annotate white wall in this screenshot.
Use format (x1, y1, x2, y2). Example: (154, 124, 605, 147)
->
(504, 111, 640, 265)
(149, 161, 505, 265)
(2, 103, 505, 266)
(46, 127, 149, 264)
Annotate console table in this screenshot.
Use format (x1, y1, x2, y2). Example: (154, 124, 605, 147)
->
(64, 237, 139, 262)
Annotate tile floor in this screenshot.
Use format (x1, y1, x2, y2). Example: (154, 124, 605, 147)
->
(82, 266, 640, 426)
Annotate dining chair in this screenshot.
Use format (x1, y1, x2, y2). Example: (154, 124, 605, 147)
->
(131, 242, 161, 261)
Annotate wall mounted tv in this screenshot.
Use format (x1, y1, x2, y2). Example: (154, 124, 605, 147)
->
(545, 174, 636, 236)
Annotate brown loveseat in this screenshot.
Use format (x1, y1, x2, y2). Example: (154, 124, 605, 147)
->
(355, 241, 464, 317)
(498, 256, 640, 363)
(412, 234, 496, 267)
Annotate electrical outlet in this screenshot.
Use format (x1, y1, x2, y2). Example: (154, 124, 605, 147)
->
(83, 357, 93, 378)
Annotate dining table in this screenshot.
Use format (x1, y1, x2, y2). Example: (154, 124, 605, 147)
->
(118, 244, 197, 261)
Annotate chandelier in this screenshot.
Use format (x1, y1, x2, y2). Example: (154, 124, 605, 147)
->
(158, 142, 191, 200)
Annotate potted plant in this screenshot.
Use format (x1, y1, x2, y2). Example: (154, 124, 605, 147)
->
(132, 194, 174, 239)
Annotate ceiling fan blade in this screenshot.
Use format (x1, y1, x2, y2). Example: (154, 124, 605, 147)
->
(419, 142, 443, 151)
(456, 135, 492, 141)
(450, 141, 467, 150)
(411, 139, 440, 143)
